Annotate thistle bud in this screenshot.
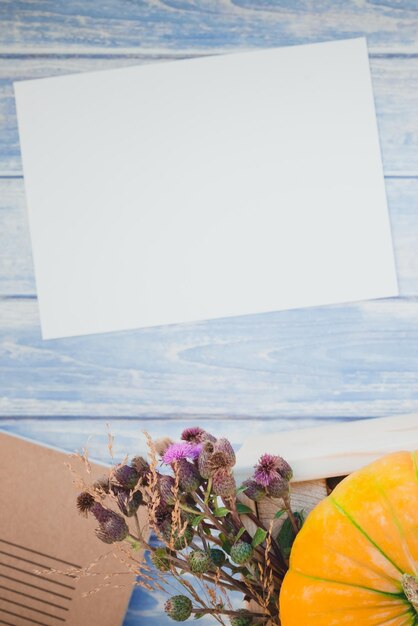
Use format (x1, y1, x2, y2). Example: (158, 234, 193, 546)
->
(197, 440, 215, 479)
(164, 595, 192, 622)
(267, 475, 289, 499)
(187, 549, 212, 574)
(212, 467, 236, 497)
(117, 490, 143, 517)
(211, 438, 236, 470)
(230, 541, 253, 565)
(154, 437, 174, 457)
(242, 479, 265, 502)
(181, 427, 216, 444)
(275, 457, 293, 482)
(210, 548, 226, 568)
(177, 458, 200, 493)
(151, 547, 171, 572)
(113, 464, 139, 490)
(131, 456, 151, 485)
(93, 476, 110, 494)
(95, 510, 129, 543)
(158, 474, 176, 505)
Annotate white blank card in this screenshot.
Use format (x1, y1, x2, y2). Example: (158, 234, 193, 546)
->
(14, 38, 398, 339)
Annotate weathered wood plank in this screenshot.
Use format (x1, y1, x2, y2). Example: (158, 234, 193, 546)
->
(1, 1, 418, 53)
(1, 56, 418, 173)
(2, 177, 417, 296)
(2, 296, 418, 418)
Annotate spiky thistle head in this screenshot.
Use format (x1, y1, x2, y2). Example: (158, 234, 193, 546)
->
(230, 541, 253, 565)
(187, 549, 212, 574)
(181, 427, 216, 444)
(210, 438, 236, 470)
(212, 467, 236, 497)
(95, 510, 129, 543)
(158, 474, 176, 505)
(164, 595, 192, 622)
(242, 479, 266, 502)
(162, 442, 202, 464)
(76, 492, 95, 516)
(253, 453, 293, 487)
(176, 458, 201, 493)
(113, 464, 139, 490)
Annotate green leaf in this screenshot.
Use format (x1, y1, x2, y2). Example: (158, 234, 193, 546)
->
(191, 514, 205, 527)
(277, 511, 304, 559)
(236, 503, 253, 515)
(274, 509, 286, 519)
(252, 528, 268, 548)
(236, 485, 247, 494)
(235, 527, 246, 542)
(214, 506, 230, 517)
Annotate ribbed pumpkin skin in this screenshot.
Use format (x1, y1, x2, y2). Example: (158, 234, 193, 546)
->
(280, 451, 418, 625)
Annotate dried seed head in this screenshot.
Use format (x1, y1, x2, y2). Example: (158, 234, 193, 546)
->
(181, 427, 216, 444)
(164, 595, 192, 622)
(93, 476, 110, 494)
(212, 467, 236, 497)
(154, 437, 174, 457)
(242, 479, 266, 502)
(76, 492, 95, 516)
(210, 438, 236, 470)
(197, 440, 215, 479)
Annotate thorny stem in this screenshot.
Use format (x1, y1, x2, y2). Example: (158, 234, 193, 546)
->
(192, 608, 267, 618)
(283, 495, 299, 535)
(133, 512, 151, 549)
(204, 477, 212, 505)
(179, 503, 201, 516)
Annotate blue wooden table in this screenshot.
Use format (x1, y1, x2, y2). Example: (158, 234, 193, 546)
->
(1, 1, 418, 623)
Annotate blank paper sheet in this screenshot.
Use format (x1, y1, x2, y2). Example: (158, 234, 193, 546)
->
(14, 37, 398, 339)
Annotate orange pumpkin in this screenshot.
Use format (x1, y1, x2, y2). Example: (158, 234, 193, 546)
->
(280, 451, 418, 625)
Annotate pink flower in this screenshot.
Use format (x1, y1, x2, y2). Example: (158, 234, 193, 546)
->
(162, 442, 202, 464)
(253, 453, 292, 487)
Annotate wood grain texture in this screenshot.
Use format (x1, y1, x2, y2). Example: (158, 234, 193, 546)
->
(1, 0, 418, 53)
(3, 296, 418, 419)
(2, 56, 418, 174)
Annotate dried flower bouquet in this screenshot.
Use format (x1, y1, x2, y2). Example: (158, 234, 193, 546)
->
(76, 427, 303, 625)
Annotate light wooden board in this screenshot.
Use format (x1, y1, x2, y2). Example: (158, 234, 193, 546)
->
(1, 0, 418, 54)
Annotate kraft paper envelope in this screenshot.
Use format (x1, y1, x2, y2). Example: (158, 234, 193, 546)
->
(14, 37, 398, 339)
(0, 432, 142, 626)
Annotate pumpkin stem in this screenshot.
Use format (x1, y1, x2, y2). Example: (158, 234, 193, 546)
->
(402, 574, 418, 613)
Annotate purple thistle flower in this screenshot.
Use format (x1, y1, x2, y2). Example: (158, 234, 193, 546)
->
(162, 442, 202, 464)
(254, 453, 293, 487)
